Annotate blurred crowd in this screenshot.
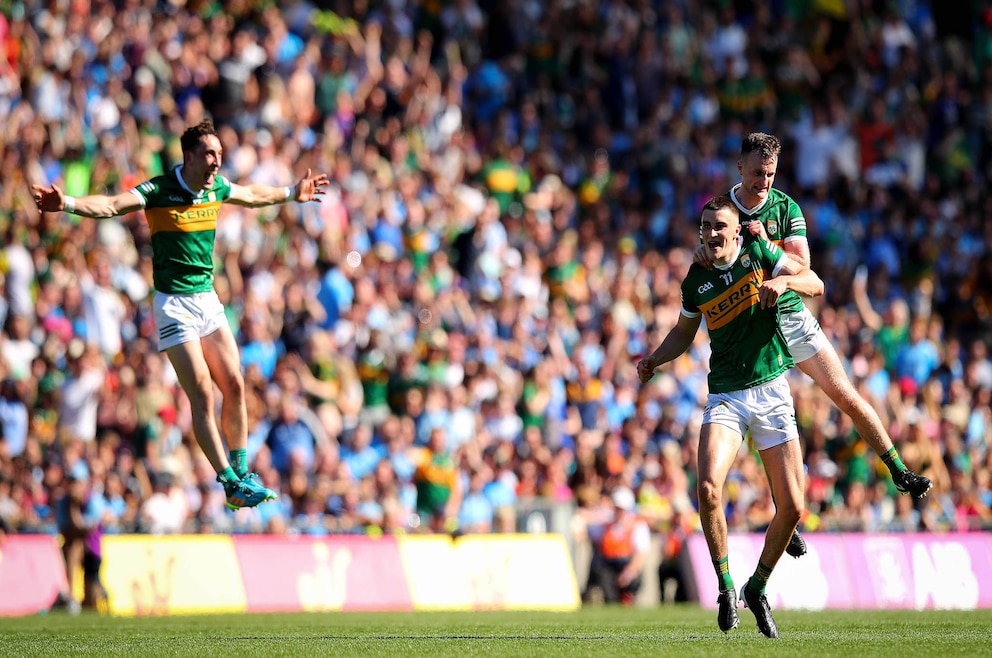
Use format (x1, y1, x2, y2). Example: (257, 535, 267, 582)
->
(2, 0, 992, 573)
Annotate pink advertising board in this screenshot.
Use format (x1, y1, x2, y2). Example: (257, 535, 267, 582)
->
(687, 532, 992, 610)
(232, 535, 413, 612)
(0, 535, 67, 616)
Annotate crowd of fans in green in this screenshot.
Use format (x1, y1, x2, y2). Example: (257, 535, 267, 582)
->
(1, 0, 990, 581)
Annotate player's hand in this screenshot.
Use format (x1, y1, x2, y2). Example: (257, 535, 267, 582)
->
(636, 356, 657, 383)
(747, 220, 767, 240)
(294, 169, 330, 203)
(758, 277, 789, 308)
(692, 243, 714, 270)
(32, 183, 66, 212)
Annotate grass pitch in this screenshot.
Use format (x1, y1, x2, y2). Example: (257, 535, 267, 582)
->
(1, 606, 989, 657)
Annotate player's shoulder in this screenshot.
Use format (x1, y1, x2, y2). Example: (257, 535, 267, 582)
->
(745, 234, 782, 260)
(684, 262, 713, 281)
(682, 262, 717, 294)
(210, 173, 234, 199)
(767, 187, 797, 206)
(134, 169, 180, 194)
(213, 173, 233, 189)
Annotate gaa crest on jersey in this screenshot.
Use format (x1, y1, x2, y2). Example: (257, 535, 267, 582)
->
(208, 192, 217, 202)
(740, 254, 751, 268)
(767, 220, 778, 236)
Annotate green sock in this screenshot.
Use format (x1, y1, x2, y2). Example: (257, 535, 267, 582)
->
(882, 447, 907, 477)
(218, 467, 240, 484)
(230, 449, 248, 479)
(713, 556, 734, 592)
(748, 561, 774, 595)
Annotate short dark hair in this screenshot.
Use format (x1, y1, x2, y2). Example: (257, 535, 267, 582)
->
(740, 132, 781, 161)
(702, 194, 739, 218)
(180, 119, 218, 155)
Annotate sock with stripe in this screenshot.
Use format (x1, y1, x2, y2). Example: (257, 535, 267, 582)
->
(747, 561, 774, 595)
(713, 556, 734, 592)
(882, 446, 908, 477)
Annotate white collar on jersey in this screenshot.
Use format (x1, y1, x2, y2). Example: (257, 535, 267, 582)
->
(731, 182, 768, 216)
(714, 235, 743, 270)
(174, 165, 204, 197)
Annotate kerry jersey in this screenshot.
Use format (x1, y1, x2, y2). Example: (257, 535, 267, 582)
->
(130, 167, 232, 294)
(681, 237, 794, 393)
(730, 184, 806, 315)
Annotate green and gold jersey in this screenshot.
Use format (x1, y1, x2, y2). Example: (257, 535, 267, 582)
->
(681, 237, 794, 393)
(131, 167, 233, 294)
(730, 185, 806, 315)
(414, 449, 456, 515)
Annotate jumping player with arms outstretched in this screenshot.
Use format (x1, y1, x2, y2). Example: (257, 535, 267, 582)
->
(33, 120, 330, 511)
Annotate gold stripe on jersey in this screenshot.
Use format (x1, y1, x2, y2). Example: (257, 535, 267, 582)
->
(701, 269, 769, 331)
(144, 202, 222, 235)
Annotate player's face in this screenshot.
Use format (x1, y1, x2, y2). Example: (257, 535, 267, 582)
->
(700, 207, 741, 264)
(186, 134, 223, 190)
(738, 151, 777, 205)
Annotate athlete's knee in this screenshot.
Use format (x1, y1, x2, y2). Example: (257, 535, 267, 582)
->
(697, 478, 723, 511)
(221, 368, 246, 402)
(182, 378, 214, 412)
(775, 496, 803, 528)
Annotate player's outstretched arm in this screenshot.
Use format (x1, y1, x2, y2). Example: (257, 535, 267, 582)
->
(227, 169, 330, 208)
(637, 313, 701, 383)
(32, 184, 142, 218)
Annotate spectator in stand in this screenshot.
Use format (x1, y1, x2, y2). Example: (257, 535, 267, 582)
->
(412, 427, 461, 533)
(55, 461, 107, 611)
(266, 391, 326, 476)
(0, 1, 989, 561)
(584, 486, 650, 606)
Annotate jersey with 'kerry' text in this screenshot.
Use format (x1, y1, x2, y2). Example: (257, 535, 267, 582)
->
(730, 184, 805, 315)
(681, 237, 794, 393)
(131, 167, 232, 294)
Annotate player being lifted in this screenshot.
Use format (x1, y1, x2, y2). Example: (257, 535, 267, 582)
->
(33, 120, 330, 511)
(639, 195, 824, 638)
(696, 132, 933, 557)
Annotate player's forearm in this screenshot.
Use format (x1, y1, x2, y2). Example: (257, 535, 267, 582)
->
(782, 269, 824, 298)
(237, 184, 296, 207)
(645, 326, 694, 369)
(64, 194, 125, 218)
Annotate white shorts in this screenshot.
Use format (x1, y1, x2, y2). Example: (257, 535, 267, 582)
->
(780, 306, 828, 363)
(702, 375, 799, 451)
(153, 291, 226, 351)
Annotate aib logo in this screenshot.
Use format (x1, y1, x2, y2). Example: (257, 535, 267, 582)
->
(130, 549, 176, 616)
(297, 542, 351, 611)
